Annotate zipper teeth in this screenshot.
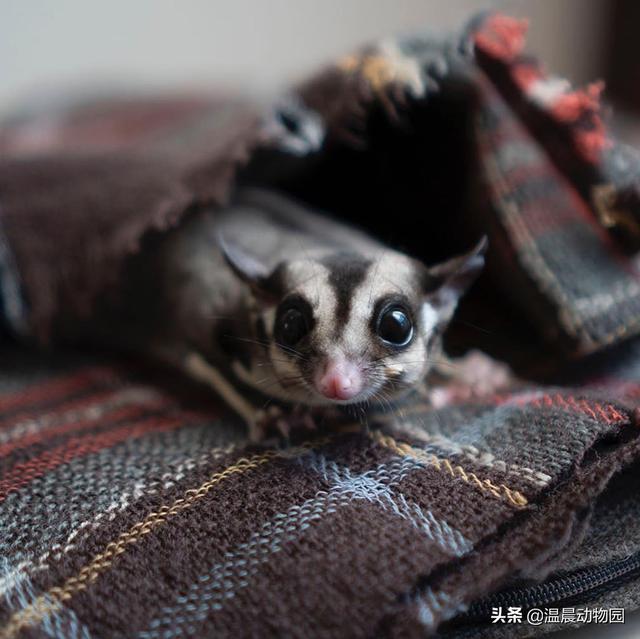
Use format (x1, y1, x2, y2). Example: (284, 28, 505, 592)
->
(466, 552, 640, 618)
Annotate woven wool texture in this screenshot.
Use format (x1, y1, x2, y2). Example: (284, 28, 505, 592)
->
(0, 345, 639, 638)
(471, 18, 640, 352)
(474, 466, 640, 638)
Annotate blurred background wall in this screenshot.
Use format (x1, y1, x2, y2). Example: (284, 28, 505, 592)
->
(1, 0, 613, 113)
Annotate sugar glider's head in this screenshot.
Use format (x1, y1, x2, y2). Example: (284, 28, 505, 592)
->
(221, 237, 486, 407)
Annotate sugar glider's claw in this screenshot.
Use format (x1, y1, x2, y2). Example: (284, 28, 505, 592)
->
(249, 405, 291, 442)
(249, 410, 269, 443)
(275, 419, 291, 440)
(249, 404, 321, 443)
(264, 406, 290, 440)
(302, 413, 316, 431)
(291, 405, 317, 431)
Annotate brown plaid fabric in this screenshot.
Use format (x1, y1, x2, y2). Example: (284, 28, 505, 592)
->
(1, 344, 639, 638)
(3, 11, 640, 638)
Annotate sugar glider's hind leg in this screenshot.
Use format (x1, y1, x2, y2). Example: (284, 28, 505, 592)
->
(184, 351, 267, 441)
(429, 350, 514, 408)
(183, 351, 314, 442)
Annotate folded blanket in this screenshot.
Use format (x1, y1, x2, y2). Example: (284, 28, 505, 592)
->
(2, 12, 640, 638)
(1, 342, 639, 638)
(0, 95, 260, 341)
(3, 16, 640, 355)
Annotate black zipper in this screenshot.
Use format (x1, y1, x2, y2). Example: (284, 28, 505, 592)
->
(454, 551, 640, 624)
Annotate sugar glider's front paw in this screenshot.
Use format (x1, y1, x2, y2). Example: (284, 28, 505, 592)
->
(250, 406, 289, 442)
(249, 405, 317, 443)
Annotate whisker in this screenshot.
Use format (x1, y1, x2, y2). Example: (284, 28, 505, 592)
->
(253, 374, 307, 392)
(452, 319, 495, 336)
(225, 335, 307, 362)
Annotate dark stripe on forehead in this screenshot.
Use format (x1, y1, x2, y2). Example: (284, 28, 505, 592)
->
(320, 253, 372, 335)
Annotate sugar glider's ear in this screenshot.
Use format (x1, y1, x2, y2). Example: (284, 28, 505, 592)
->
(218, 233, 278, 303)
(424, 236, 487, 322)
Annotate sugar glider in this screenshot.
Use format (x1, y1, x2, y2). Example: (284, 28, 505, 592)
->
(126, 188, 487, 440)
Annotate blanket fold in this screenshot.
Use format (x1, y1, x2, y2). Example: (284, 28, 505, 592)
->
(1, 345, 640, 638)
(3, 15, 640, 355)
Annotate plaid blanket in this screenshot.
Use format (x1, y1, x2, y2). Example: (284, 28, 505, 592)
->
(2, 12, 640, 638)
(1, 345, 640, 638)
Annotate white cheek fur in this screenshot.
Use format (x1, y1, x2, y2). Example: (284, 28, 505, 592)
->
(421, 303, 439, 335)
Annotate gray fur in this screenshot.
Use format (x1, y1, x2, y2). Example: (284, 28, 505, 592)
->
(115, 188, 485, 414)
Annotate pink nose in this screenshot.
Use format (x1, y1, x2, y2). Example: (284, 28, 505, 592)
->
(316, 359, 362, 401)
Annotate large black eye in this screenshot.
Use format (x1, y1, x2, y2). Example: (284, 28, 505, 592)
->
(377, 306, 413, 346)
(276, 307, 310, 346)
